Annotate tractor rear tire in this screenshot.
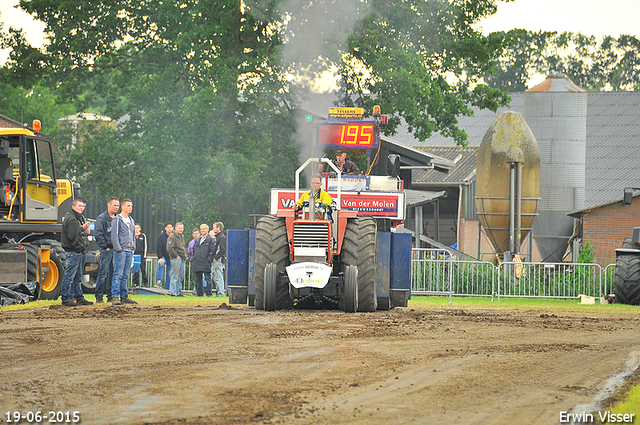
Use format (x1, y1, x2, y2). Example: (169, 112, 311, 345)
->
(622, 237, 640, 249)
(33, 239, 65, 300)
(254, 215, 291, 311)
(342, 217, 377, 312)
(342, 265, 358, 313)
(615, 253, 640, 305)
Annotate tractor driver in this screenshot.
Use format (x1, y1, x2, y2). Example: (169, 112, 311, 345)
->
(294, 174, 333, 218)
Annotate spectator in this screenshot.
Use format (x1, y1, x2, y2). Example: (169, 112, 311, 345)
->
(212, 222, 227, 297)
(60, 197, 93, 307)
(94, 197, 119, 303)
(156, 222, 173, 289)
(192, 224, 216, 297)
(132, 223, 148, 287)
(187, 228, 200, 261)
(167, 222, 187, 297)
(110, 199, 138, 305)
(333, 148, 360, 175)
(187, 227, 200, 290)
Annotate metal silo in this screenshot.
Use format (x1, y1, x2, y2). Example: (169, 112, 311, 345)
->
(525, 74, 587, 262)
(476, 112, 540, 255)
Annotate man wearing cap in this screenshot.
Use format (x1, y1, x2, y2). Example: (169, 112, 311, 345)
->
(334, 149, 360, 175)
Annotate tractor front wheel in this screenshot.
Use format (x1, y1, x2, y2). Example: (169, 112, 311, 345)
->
(264, 263, 278, 311)
(342, 265, 358, 313)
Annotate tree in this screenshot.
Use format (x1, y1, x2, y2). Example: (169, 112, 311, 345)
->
(486, 30, 640, 92)
(2, 0, 512, 227)
(0, 75, 75, 138)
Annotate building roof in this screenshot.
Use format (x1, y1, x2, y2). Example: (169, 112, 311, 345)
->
(390, 91, 640, 209)
(405, 189, 447, 208)
(411, 145, 479, 186)
(379, 137, 455, 173)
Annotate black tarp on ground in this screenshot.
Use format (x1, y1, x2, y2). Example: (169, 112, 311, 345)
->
(0, 281, 38, 306)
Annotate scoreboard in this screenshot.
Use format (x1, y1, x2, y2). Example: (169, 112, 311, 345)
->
(317, 122, 378, 149)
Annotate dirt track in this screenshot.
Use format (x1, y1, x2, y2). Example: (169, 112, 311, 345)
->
(1, 303, 640, 424)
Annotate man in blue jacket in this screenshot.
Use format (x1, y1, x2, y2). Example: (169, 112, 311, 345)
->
(111, 199, 138, 305)
(94, 197, 119, 303)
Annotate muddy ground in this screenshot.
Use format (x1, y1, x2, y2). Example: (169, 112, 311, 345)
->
(1, 303, 640, 425)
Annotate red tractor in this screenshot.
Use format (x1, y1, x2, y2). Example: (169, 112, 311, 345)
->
(253, 158, 377, 312)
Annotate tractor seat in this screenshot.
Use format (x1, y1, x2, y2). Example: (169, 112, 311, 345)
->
(0, 157, 13, 182)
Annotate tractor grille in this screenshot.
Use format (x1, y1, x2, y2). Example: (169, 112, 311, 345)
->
(293, 223, 328, 249)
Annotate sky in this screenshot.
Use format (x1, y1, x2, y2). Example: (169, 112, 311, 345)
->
(1, 0, 640, 70)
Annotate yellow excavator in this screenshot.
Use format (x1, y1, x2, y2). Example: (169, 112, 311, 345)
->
(0, 120, 79, 299)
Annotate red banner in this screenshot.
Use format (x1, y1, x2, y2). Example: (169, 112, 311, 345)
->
(270, 189, 405, 220)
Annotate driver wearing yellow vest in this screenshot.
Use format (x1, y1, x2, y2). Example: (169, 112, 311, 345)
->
(294, 174, 333, 213)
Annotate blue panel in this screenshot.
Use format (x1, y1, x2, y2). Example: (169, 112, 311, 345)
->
(131, 254, 141, 273)
(390, 232, 412, 292)
(227, 230, 249, 288)
(376, 231, 391, 300)
(248, 227, 256, 297)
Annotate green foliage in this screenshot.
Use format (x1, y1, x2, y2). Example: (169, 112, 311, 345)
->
(57, 120, 138, 200)
(0, 81, 75, 138)
(487, 30, 640, 91)
(577, 239, 595, 264)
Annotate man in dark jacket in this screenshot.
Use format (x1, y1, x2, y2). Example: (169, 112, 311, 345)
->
(191, 223, 216, 297)
(60, 197, 93, 307)
(167, 222, 187, 296)
(212, 222, 227, 297)
(94, 197, 119, 303)
(333, 148, 361, 175)
(156, 222, 173, 290)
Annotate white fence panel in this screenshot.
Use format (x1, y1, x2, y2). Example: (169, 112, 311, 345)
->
(412, 249, 613, 301)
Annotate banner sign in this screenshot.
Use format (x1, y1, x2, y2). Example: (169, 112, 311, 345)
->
(270, 189, 405, 220)
(328, 107, 364, 119)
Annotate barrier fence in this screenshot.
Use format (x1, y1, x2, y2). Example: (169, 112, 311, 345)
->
(412, 248, 616, 302)
(124, 257, 197, 291)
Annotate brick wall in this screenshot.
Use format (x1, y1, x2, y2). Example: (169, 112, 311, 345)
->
(0, 114, 22, 128)
(581, 200, 640, 266)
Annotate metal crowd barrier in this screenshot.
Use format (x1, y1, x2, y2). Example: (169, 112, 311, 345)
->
(412, 249, 616, 302)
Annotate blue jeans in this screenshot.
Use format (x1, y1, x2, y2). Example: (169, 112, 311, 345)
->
(61, 251, 86, 303)
(194, 270, 213, 297)
(112, 251, 134, 299)
(212, 261, 225, 296)
(157, 257, 172, 290)
(95, 248, 113, 299)
(170, 258, 185, 296)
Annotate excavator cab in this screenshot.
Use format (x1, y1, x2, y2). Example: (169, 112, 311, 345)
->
(0, 126, 58, 223)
